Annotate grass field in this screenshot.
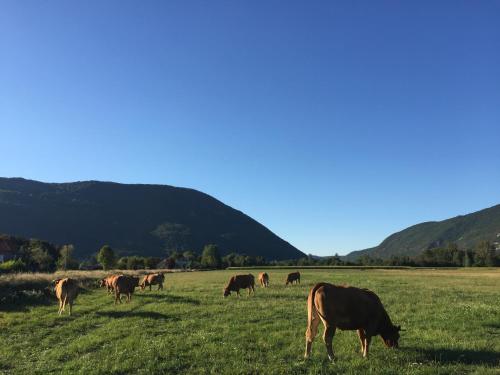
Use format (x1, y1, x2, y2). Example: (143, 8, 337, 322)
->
(0, 269, 499, 374)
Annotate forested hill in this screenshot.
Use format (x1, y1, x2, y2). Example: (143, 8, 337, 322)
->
(0, 178, 304, 260)
(345, 204, 500, 260)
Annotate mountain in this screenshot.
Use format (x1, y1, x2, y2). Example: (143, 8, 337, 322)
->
(0, 178, 304, 260)
(345, 204, 500, 260)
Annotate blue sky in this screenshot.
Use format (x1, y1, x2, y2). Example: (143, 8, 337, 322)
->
(1, 1, 499, 255)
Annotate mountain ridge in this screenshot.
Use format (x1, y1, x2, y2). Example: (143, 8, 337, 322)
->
(0, 177, 305, 260)
(344, 204, 500, 260)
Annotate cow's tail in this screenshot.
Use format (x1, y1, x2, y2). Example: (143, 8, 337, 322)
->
(306, 283, 325, 342)
(305, 283, 328, 358)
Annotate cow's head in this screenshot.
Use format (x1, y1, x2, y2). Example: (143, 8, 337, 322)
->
(223, 288, 231, 297)
(381, 325, 401, 348)
(132, 277, 140, 287)
(99, 278, 107, 288)
(51, 279, 62, 292)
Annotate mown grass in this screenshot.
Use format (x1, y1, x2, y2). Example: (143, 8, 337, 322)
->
(0, 269, 499, 374)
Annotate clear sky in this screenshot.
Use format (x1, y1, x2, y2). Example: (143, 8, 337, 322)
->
(1, 1, 499, 256)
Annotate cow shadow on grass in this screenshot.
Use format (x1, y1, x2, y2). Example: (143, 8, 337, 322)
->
(405, 347, 500, 366)
(95, 310, 180, 321)
(135, 293, 200, 305)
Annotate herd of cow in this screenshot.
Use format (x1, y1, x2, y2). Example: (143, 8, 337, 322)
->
(52, 270, 401, 361)
(53, 272, 165, 315)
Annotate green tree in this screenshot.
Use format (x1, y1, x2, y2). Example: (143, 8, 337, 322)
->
(222, 252, 238, 267)
(200, 244, 221, 269)
(168, 250, 181, 260)
(57, 244, 78, 270)
(97, 245, 116, 270)
(144, 257, 161, 269)
(474, 241, 494, 266)
(127, 256, 144, 270)
(116, 257, 128, 269)
(30, 246, 56, 272)
(182, 251, 197, 261)
(328, 253, 343, 266)
(463, 250, 472, 267)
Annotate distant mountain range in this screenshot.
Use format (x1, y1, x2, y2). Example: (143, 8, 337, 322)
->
(345, 204, 500, 260)
(0, 178, 305, 260)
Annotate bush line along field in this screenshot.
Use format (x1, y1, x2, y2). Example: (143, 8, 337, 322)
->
(0, 269, 499, 374)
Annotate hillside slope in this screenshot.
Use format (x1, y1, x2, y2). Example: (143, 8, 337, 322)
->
(345, 204, 500, 260)
(0, 178, 304, 260)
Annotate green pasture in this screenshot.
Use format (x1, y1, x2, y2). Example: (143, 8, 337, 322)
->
(0, 269, 498, 374)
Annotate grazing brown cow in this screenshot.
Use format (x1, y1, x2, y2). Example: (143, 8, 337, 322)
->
(100, 274, 121, 293)
(258, 272, 269, 287)
(53, 278, 79, 316)
(223, 274, 255, 297)
(304, 283, 401, 361)
(112, 275, 140, 304)
(285, 271, 300, 285)
(140, 273, 165, 291)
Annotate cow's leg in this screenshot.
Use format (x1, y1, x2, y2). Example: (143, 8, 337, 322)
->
(357, 329, 366, 354)
(236, 290, 241, 297)
(61, 296, 67, 314)
(158, 283, 163, 291)
(323, 325, 336, 361)
(68, 300, 73, 316)
(115, 291, 121, 304)
(304, 311, 320, 358)
(149, 283, 152, 291)
(363, 336, 372, 358)
(58, 299, 63, 315)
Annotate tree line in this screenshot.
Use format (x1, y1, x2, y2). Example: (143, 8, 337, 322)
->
(93, 244, 268, 270)
(353, 241, 499, 267)
(1, 237, 498, 274)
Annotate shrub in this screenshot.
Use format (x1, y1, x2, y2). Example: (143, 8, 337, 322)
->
(0, 259, 26, 273)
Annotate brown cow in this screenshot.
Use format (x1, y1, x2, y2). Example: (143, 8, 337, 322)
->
(223, 274, 255, 297)
(285, 271, 300, 285)
(258, 272, 269, 287)
(100, 274, 121, 293)
(304, 283, 401, 361)
(53, 278, 79, 316)
(140, 273, 165, 291)
(112, 275, 140, 304)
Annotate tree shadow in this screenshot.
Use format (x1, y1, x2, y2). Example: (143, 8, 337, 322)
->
(95, 310, 179, 321)
(483, 322, 500, 330)
(0, 285, 96, 312)
(405, 347, 500, 366)
(0, 290, 53, 312)
(135, 293, 200, 305)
